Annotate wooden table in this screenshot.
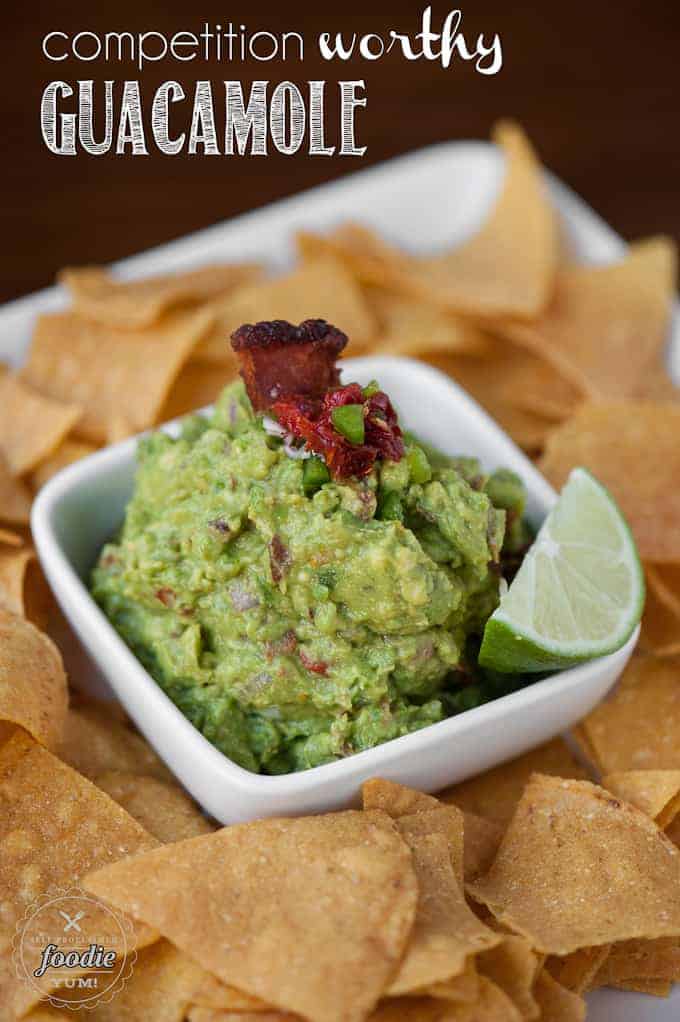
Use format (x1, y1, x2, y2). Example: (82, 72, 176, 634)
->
(2, 2, 678, 302)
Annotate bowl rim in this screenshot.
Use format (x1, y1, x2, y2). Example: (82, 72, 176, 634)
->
(31, 355, 637, 792)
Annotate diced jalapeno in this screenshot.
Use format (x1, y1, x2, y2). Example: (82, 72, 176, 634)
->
(378, 490, 404, 522)
(407, 445, 432, 485)
(302, 456, 330, 495)
(331, 404, 365, 445)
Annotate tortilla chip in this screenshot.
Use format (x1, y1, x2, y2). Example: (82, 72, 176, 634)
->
(602, 770, 680, 830)
(187, 1011, 291, 1022)
(370, 977, 522, 1022)
(408, 121, 558, 318)
(51, 939, 207, 1020)
(440, 738, 590, 826)
(85, 811, 418, 1022)
(0, 545, 51, 627)
(297, 223, 412, 290)
(362, 777, 441, 817)
(387, 826, 499, 996)
(548, 945, 611, 994)
(591, 938, 680, 987)
(533, 970, 586, 1022)
(93, 770, 214, 843)
(397, 807, 465, 880)
(0, 372, 81, 476)
(24, 307, 213, 443)
(460, 813, 504, 883)
(477, 935, 540, 1019)
(30, 440, 97, 491)
(190, 972, 277, 1013)
(505, 237, 676, 399)
(0, 528, 22, 547)
(0, 452, 33, 525)
(420, 961, 479, 1003)
(499, 353, 582, 423)
(362, 778, 503, 884)
(468, 774, 680, 954)
(539, 401, 680, 561)
(579, 654, 680, 771)
(60, 263, 262, 329)
(426, 351, 557, 453)
(194, 257, 377, 360)
(159, 359, 238, 422)
(367, 289, 490, 358)
(633, 357, 679, 401)
(106, 414, 135, 444)
(0, 609, 67, 749)
(639, 569, 680, 655)
(57, 703, 173, 783)
(647, 564, 680, 619)
(0, 731, 158, 1018)
(613, 977, 672, 997)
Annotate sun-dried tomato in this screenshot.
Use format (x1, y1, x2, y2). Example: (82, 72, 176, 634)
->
(299, 648, 329, 675)
(273, 382, 404, 480)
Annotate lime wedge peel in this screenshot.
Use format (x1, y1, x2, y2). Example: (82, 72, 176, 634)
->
(479, 467, 644, 673)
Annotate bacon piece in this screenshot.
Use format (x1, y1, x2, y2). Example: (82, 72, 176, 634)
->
(231, 319, 348, 412)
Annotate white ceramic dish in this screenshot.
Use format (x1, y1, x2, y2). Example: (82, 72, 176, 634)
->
(32, 354, 637, 826)
(8, 140, 677, 1021)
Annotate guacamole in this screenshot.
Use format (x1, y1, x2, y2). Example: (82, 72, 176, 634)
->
(92, 380, 530, 774)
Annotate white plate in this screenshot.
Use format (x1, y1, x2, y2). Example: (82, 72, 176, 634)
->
(8, 141, 678, 1021)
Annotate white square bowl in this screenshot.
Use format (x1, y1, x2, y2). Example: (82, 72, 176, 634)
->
(31, 354, 638, 825)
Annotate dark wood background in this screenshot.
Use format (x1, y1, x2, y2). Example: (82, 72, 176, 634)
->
(2, 1, 678, 303)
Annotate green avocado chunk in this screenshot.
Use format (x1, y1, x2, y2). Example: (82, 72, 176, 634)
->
(92, 381, 529, 774)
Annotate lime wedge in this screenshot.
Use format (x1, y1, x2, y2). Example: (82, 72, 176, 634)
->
(479, 467, 644, 673)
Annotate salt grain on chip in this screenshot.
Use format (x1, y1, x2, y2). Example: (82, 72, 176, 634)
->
(540, 401, 680, 561)
(24, 307, 213, 443)
(60, 262, 262, 329)
(85, 811, 418, 1022)
(469, 774, 680, 954)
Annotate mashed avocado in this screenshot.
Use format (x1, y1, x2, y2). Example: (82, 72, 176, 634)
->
(92, 380, 529, 774)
